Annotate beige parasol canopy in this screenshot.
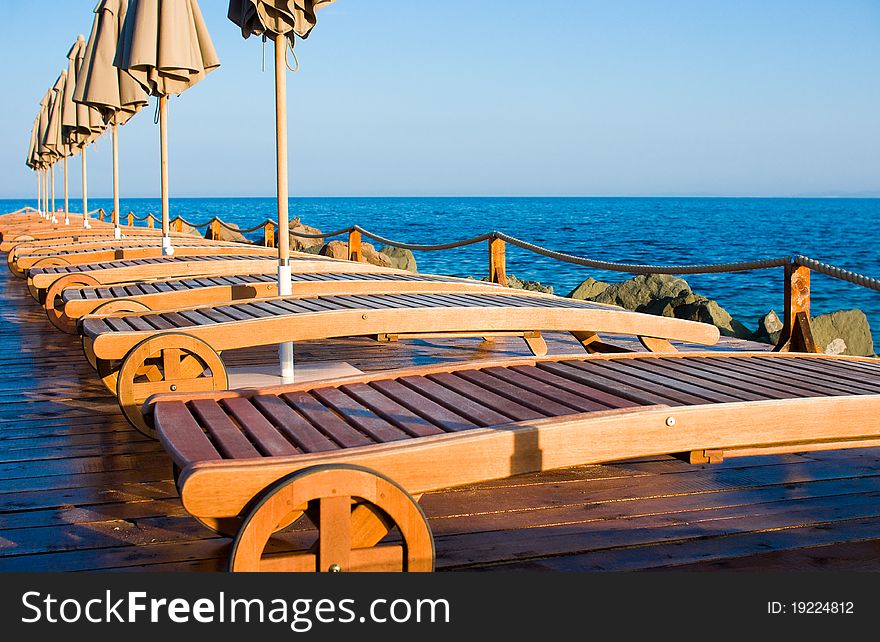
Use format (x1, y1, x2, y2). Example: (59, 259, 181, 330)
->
(228, 0, 335, 39)
(77, 0, 150, 235)
(44, 72, 70, 160)
(115, 0, 221, 97)
(228, 0, 336, 382)
(115, 0, 220, 254)
(63, 36, 106, 148)
(76, 0, 149, 127)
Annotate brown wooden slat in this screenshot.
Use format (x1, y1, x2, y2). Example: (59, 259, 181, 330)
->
(625, 358, 765, 402)
(217, 398, 300, 457)
(475, 366, 614, 413)
(426, 371, 548, 421)
(590, 360, 728, 403)
(511, 364, 644, 409)
(398, 375, 515, 426)
(310, 387, 412, 443)
(188, 399, 262, 460)
(559, 361, 704, 405)
(156, 401, 221, 464)
(281, 391, 374, 448)
(251, 395, 339, 453)
(782, 358, 880, 393)
(655, 357, 793, 400)
(214, 305, 255, 321)
(140, 314, 176, 330)
(369, 379, 479, 432)
(339, 383, 445, 437)
(714, 358, 851, 397)
(160, 312, 198, 329)
(124, 315, 155, 332)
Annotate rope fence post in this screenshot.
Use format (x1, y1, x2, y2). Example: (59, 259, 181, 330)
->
(173, 217, 183, 233)
(210, 218, 221, 241)
(489, 236, 508, 286)
(146, 213, 155, 228)
(775, 262, 819, 354)
(98, 208, 106, 223)
(263, 221, 275, 248)
(127, 211, 134, 227)
(348, 229, 362, 262)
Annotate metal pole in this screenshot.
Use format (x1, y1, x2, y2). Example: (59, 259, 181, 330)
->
(275, 33, 294, 382)
(50, 163, 56, 220)
(82, 146, 89, 229)
(160, 96, 173, 255)
(113, 123, 121, 239)
(37, 170, 41, 216)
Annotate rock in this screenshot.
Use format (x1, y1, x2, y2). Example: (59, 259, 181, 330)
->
(380, 246, 417, 272)
(811, 309, 874, 357)
(824, 338, 847, 356)
(177, 221, 203, 237)
(673, 297, 753, 339)
(640, 292, 703, 318)
(288, 218, 324, 251)
(210, 221, 249, 244)
(567, 278, 610, 300)
(592, 274, 692, 310)
(481, 274, 553, 294)
(318, 240, 393, 268)
(753, 310, 784, 345)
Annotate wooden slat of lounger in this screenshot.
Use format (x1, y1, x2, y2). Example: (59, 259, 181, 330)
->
(311, 387, 412, 443)
(782, 358, 880, 393)
(214, 305, 257, 321)
(104, 316, 138, 333)
(397, 375, 515, 426)
(141, 314, 176, 330)
(710, 358, 851, 397)
(652, 357, 790, 400)
(623, 358, 763, 402)
(251, 395, 340, 453)
(233, 303, 275, 318)
(188, 399, 262, 460)
(509, 364, 645, 409)
(339, 383, 445, 437)
(425, 372, 548, 421)
(589, 360, 727, 404)
(330, 295, 394, 310)
(280, 391, 373, 448)
(220, 397, 299, 457)
(382, 293, 449, 308)
(124, 315, 155, 332)
(456, 368, 595, 414)
(199, 307, 238, 324)
(743, 357, 880, 395)
(473, 367, 615, 413)
(138, 283, 161, 294)
(159, 311, 199, 329)
(250, 301, 295, 317)
(369, 379, 479, 432)
(157, 401, 221, 463)
(543, 361, 689, 406)
(695, 357, 849, 398)
(794, 355, 880, 377)
(177, 309, 219, 326)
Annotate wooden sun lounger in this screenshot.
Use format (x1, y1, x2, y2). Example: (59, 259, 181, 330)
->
(53, 271, 507, 334)
(80, 290, 720, 436)
(13, 241, 277, 272)
(0, 220, 168, 252)
(26, 252, 397, 302)
(147, 351, 880, 572)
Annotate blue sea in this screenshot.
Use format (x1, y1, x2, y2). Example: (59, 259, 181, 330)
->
(3, 197, 879, 347)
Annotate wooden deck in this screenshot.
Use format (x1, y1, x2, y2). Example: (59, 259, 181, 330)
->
(1, 265, 880, 572)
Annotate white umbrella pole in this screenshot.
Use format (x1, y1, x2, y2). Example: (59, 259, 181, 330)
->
(159, 96, 173, 255)
(36, 170, 41, 217)
(275, 33, 293, 382)
(50, 164, 56, 223)
(112, 123, 121, 239)
(63, 156, 69, 225)
(82, 146, 90, 229)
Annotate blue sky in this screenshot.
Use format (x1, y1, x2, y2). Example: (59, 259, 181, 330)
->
(1, 0, 878, 198)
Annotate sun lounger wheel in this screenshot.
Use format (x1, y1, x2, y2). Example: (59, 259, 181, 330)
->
(117, 332, 228, 439)
(44, 274, 102, 334)
(6, 251, 25, 278)
(229, 465, 434, 573)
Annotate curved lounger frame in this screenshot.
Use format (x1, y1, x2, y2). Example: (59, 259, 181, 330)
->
(148, 351, 880, 572)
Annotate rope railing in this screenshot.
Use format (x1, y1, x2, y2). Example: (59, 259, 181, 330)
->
(795, 255, 880, 293)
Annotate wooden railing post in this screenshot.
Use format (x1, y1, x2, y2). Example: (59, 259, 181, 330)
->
(264, 221, 275, 248)
(775, 263, 819, 353)
(348, 229, 362, 262)
(127, 211, 134, 226)
(489, 237, 508, 286)
(173, 217, 183, 233)
(98, 208, 106, 222)
(210, 218, 221, 241)
(146, 214, 155, 228)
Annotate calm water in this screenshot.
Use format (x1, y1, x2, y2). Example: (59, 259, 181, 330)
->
(4, 197, 879, 346)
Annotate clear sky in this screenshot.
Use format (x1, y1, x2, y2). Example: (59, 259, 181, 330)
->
(1, 0, 878, 198)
